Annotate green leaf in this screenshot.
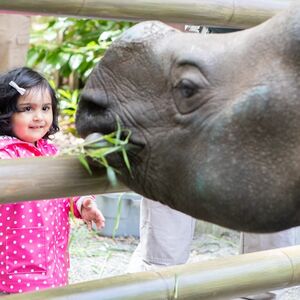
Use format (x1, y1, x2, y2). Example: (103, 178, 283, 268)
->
(57, 88, 71, 99)
(78, 154, 92, 175)
(112, 194, 123, 238)
(122, 148, 132, 175)
(69, 54, 84, 70)
(60, 63, 72, 77)
(106, 167, 117, 186)
(86, 147, 115, 158)
(26, 48, 41, 67)
(44, 30, 57, 41)
(58, 52, 71, 67)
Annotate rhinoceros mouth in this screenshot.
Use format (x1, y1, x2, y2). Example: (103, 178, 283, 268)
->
(83, 131, 145, 168)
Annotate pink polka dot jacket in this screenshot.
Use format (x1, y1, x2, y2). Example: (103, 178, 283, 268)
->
(0, 136, 83, 294)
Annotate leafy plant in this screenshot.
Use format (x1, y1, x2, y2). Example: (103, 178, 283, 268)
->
(28, 17, 132, 132)
(112, 194, 124, 239)
(28, 17, 132, 85)
(56, 88, 80, 135)
(64, 120, 132, 186)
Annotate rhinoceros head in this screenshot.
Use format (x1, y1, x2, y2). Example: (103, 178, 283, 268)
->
(76, 6, 300, 232)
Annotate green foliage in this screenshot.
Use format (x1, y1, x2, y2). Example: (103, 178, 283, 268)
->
(56, 88, 79, 135)
(64, 123, 132, 186)
(28, 17, 132, 83)
(112, 194, 124, 239)
(80, 127, 132, 186)
(27, 17, 132, 130)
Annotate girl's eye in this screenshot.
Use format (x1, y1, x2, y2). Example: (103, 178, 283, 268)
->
(18, 106, 31, 112)
(43, 106, 51, 111)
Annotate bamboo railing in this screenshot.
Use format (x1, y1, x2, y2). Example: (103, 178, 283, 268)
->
(0, 156, 128, 203)
(0, 0, 292, 28)
(0, 1, 299, 298)
(2, 157, 300, 300)
(4, 245, 300, 299)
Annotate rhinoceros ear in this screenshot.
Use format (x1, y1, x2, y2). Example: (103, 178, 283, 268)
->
(172, 64, 211, 114)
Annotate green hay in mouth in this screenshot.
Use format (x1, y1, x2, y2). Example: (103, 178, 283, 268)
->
(64, 121, 132, 186)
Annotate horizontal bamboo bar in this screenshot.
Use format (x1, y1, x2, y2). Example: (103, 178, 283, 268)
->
(0, 0, 292, 28)
(0, 156, 129, 203)
(5, 245, 300, 299)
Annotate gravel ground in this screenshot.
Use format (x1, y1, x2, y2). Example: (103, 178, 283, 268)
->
(68, 221, 300, 300)
(69, 221, 240, 283)
(69, 222, 138, 282)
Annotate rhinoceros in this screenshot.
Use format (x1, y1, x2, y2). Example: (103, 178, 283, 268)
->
(76, 5, 300, 233)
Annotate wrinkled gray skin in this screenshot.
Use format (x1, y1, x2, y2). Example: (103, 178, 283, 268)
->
(76, 6, 300, 233)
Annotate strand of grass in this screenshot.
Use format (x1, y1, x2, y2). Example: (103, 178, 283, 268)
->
(99, 251, 113, 278)
(99, 156, 118, 186)
(85, 145, 123, 158)
(173, 274, 179, 299)
(115, 115, 122, 142)
(121, 148, 132, 176)
(78, 154, 93, 175)
(64, 126, 132, 186)
(82, 128, 131, 148)
(63, 130, 130, 155)
(112, 193, 124, 239)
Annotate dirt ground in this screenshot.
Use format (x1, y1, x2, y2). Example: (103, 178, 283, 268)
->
(69, 221, 239, 282)
(68, 221, 300, 299)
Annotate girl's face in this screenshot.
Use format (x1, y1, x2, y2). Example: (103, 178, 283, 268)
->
(11, 87, 53, 144)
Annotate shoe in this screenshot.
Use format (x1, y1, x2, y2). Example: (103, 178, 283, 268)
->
(236, 292, 277, 300)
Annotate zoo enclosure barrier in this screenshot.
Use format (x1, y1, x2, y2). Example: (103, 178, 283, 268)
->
(0, 0, 299, 299)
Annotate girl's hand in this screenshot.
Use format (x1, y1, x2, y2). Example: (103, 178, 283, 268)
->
(80, 197, 105, 230)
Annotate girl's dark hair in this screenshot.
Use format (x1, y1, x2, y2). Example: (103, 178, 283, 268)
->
(0, 67, 59, 139)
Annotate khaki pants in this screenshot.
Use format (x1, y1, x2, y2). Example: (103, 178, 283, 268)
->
(0, 15, 30, 72)
(128, 198, 300, 273)
(240, 228, 300, 253)
(128, 198, 196, 272)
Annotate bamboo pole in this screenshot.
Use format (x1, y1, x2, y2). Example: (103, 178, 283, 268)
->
(0, 0, 292, 28)
(4, 245, 300, 300)
(0, 156, 129, 203)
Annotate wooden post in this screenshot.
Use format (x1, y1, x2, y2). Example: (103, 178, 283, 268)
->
(0, 0, 292, 28)
(0, 15, 30, 72)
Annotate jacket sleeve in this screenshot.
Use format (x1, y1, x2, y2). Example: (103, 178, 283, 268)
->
(71, 195, 96, 219)
(70, 197, 82, 219)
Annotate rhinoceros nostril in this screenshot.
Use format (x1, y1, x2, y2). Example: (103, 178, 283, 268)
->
(80, 90, 108, 110)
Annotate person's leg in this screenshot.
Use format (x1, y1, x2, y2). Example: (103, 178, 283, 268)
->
(241, 229, 298, 253)
(0, 15, 30, 72)
(128, 198, 196, 272)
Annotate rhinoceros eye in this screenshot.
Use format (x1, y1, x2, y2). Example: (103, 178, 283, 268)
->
(172, 64, 209, 114)
(177, 79, 198, 98)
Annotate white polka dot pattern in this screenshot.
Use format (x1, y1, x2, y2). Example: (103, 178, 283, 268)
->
(0, 136, 81, 293)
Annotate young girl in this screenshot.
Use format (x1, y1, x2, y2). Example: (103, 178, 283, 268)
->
(0, 67, 105, 294)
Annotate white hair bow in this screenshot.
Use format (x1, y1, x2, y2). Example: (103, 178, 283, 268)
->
(9, 81, 26, 95)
